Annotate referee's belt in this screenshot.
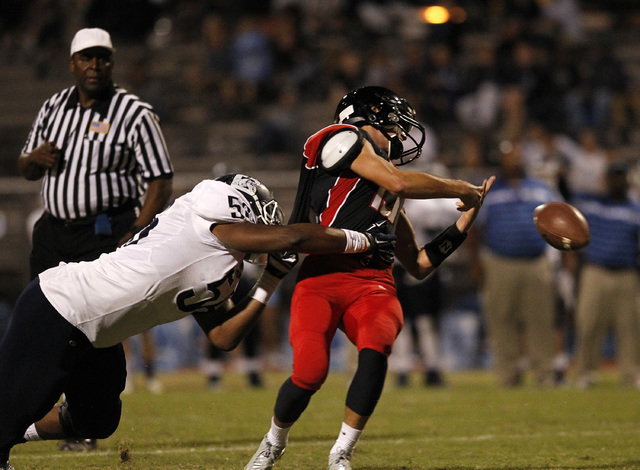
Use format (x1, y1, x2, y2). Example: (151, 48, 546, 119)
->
(47, 200, 138, 226)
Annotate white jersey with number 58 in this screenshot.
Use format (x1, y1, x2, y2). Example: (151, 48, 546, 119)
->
(40, 180, 253, 347)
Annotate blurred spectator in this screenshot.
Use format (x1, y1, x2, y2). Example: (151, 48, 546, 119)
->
(201, 12, 233, 94)
(497, 38, 560, 128)
(230, 14, 275, 112)
(468, 140, 561, 387)
(421, 43, 462, 128)
(252, 87, 301, 164)
(539, 0, 584, 43)
(0, 0, 32, 62)
(267, 6, 307, 87)
(545, 42, 580, 133)
(390, 196, 460, 388)
(328, 47, 366, 95)
(125, 53, 175, 122)
(565, 44, 629, 138)
(455, 132, 493, 173)
(199, 12, 239, 119)
(351, 1, 395, 38)
(554, 128, 614, 199)
(456, 42, 501, 132)
(519, 121, 566, 194)
(286, 43, 323, 100)
(399, 40, 430, 111)
(263, 4, 322, 100)
(22, 0, 65, 79)
(494, 3, 538, 67)
(571, 161, 640, 388)
(495, 86, 528, 142)
(364, 48, 401, 90)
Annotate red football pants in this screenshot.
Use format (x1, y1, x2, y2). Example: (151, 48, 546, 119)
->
(289, 255, 403, 391)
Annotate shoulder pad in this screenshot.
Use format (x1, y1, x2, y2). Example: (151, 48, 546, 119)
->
(319, 129, 364, 175)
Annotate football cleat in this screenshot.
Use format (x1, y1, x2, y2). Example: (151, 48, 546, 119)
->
(244, 434, 286, 470)
(327, 447, 353, 470)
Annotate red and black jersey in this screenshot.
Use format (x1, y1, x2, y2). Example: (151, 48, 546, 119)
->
(289, 124, 403, 232)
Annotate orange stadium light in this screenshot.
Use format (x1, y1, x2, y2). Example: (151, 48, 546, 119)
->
(420, 6, 450, 24)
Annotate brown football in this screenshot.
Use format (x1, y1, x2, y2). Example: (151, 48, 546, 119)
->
(533, 202, 590, 251)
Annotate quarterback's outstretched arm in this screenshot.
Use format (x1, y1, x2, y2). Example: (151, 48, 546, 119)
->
(350, 131, 485, 210)
(395, 176, 495, 279)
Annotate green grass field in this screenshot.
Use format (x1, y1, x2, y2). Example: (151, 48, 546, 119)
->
(10, 369, 640, 469)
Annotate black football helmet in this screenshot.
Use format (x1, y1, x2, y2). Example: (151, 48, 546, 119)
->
(334, 86, 426, 166)
(216, 174, 284, 225)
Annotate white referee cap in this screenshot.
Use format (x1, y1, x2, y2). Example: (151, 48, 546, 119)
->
(70, 28, 116, 57)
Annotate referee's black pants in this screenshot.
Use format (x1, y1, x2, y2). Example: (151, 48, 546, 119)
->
(0, 279, 126, 462)
(29, 207, 137, 279)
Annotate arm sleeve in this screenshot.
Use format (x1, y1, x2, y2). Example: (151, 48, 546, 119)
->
(318, 128, 364, 175)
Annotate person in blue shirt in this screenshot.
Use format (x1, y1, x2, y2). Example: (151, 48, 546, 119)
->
(469, 140, 562, 387)
(572, 160, 640, 388)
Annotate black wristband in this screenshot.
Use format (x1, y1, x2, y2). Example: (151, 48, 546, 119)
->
(423, 224, 467, 268)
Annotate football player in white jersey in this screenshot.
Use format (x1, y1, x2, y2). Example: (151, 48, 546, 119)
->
(0, 174, 396, 470)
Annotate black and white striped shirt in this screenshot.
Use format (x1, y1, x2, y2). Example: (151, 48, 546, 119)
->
(22, 84, 174, 221)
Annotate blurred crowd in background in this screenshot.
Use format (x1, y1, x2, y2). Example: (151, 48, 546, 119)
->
(2, 0, 640, 167)
(1, 0, 640, 388)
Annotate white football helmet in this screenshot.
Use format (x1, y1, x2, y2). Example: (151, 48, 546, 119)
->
(216, 173, 284, 226)
(216, 173, 285, 264)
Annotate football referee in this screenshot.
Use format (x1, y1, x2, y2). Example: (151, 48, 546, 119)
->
(16, 28, 173, 452)
(18, 28, 174, 278)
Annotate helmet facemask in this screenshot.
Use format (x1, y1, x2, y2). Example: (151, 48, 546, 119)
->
(257, 198, 284, 226)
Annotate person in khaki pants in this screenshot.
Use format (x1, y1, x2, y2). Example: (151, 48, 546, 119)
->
(572, 161, 640, 388)
(478, 250, 557, 386)
(469, 140, 562, 387)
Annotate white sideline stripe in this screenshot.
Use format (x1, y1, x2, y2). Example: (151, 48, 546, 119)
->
(13, 429, 627, 462)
